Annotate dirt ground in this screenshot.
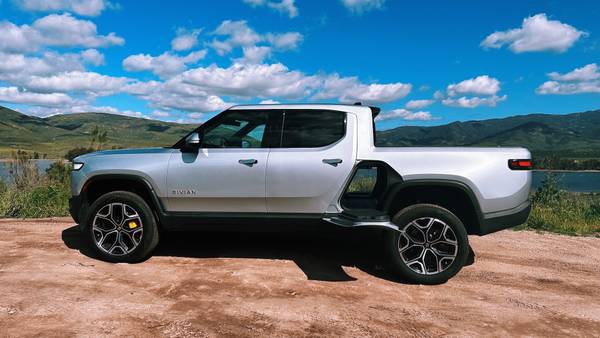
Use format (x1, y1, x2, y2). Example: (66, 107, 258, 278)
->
(0, 218, 599, 337)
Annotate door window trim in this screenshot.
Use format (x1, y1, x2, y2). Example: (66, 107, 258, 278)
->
(274, 109, 348, 149)
(173, 109, 283, 150)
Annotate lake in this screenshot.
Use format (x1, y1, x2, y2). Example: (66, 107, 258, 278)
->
(532, 171, 600, 193)
(0, 160, 599, 192)
(0, 159, 55, 183)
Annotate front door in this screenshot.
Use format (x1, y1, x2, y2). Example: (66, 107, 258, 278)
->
(166, 110, 276, 213)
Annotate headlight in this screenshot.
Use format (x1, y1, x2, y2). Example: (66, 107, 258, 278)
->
(73, 162, 84, 171)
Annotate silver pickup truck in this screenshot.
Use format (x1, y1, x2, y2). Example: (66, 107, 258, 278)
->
(69, 103, 532, 284)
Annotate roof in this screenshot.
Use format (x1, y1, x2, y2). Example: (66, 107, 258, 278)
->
(229, 103, 378, 115)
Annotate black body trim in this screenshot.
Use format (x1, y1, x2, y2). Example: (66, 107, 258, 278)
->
(160, 212, 325, 231)
(478, 201, 531, 235)
(379, 179, 483, 217)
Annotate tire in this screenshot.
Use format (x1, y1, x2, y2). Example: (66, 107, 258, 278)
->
(84, 191, 159, 263)
(383, 204, 469, 285)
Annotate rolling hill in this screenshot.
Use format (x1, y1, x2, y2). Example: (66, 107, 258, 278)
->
(377, 109, 600, 158)
(0, 106, 195, 158)
(1, 106, 599, 160)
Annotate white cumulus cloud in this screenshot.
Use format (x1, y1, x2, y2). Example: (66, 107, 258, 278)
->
(442, 95, 507, 108)
(536, 63, 600, 95)
(481, 13, 586, 53)
(0, 86, 74, 107)
(80, 49, 104, 66)
(376, 109, 434, 121)
(171, 28, 201, 51)
(209, 20, 302, 57)
(0, 13, 124, 53)
(315, 74, 411, 104)
(14, 0, 111, 17)
(123, 50, 207, 78)
(23, 71, 132, 96)
(405, 99, 434, 109)
(447, 75, 500, 96)
(440, 75, 506, 108)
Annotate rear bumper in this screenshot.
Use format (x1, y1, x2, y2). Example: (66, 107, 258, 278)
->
(478, 200, 531, 235)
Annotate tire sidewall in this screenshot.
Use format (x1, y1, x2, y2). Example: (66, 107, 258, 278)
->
(85, 191, 158, 263)
(385, 204, 469, 284)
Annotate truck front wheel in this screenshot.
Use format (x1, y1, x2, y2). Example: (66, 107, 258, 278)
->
(384, 204, 469, 284)
(85, 191, 159, 263)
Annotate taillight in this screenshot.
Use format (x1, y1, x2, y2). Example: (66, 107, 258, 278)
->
(508, 159, 532, 170)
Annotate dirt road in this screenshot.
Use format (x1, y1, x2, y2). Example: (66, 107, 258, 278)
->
(0, 218, 599, 337)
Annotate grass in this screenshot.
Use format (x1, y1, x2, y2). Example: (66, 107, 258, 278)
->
(516, 173, 600, 236)
(0, 152, 70, 218)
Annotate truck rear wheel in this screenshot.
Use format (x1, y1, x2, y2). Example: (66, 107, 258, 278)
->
(384, 204, 469, 284)
(85, 191, 159, 263)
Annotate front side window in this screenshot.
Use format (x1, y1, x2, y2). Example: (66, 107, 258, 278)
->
(201, 111, 269, 148)
(280, 110, 346, 148)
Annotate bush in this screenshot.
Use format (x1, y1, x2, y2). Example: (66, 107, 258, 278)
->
(8, 150, 42, 189)
(531, 172, 562, 204)
(0, 183, 70, 218)
(518, 173, 600, 236)
(46, 161, 71, 184)
(0, 157, 70, 218)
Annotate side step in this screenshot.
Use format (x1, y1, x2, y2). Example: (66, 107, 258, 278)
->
(323, 210, 399, 231)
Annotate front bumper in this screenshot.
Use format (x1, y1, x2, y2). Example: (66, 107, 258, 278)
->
(68, 195, 87, 226)
(478, 200, 531, 235)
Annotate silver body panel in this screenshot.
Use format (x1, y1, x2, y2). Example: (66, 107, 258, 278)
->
(265, 114, 356, 214)
(166, 148, 269, 212)
(72, 104, 531, 219)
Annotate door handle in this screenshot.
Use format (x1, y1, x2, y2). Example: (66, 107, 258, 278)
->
(239, 159, 258, 167)
(322, 158, 343, 167)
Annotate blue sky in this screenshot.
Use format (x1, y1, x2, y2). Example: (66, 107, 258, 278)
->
(0, 0, 598, 130)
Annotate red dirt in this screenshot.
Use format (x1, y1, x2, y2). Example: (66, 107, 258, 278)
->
(0, 217, 599, 337)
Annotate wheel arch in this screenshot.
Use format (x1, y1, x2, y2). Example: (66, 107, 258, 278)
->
(79, 174, 166, 228)
(381, 180, 484, 235)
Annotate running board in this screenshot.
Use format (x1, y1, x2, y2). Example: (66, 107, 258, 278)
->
(323, 214, 399, 231)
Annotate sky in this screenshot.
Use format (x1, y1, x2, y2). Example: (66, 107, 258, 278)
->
(0, 0, 598, 130)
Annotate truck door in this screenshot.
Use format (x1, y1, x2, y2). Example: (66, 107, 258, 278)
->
(266, 110, 357, 214)
(167, 109, 279, 213)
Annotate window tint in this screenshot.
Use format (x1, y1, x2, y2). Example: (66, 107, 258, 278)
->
(201, 111, 268, 148)
(281, 110, 346, 148)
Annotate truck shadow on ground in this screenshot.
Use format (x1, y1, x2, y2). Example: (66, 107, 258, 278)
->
(62, 224, 473, 284)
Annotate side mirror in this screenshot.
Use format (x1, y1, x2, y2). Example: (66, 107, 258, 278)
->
(184, 132, 201, 150)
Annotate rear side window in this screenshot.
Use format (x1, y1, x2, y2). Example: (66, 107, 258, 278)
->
(280, 110, 346, 148)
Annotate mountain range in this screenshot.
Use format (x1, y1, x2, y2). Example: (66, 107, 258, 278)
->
(1, 106, 599, 159)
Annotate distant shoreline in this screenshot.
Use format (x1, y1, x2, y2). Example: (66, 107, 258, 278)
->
(533, 169, 600, 173)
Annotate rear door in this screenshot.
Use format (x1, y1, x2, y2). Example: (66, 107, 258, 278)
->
(266, 109, 356, 214)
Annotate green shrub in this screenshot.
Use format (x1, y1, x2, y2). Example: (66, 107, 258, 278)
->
(46, 161, 71, 184)
(518, 172, 600, 236)
(0, 182, 70, 218)
(8, 150, 42, 189)
(0, 158, 70, 218)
